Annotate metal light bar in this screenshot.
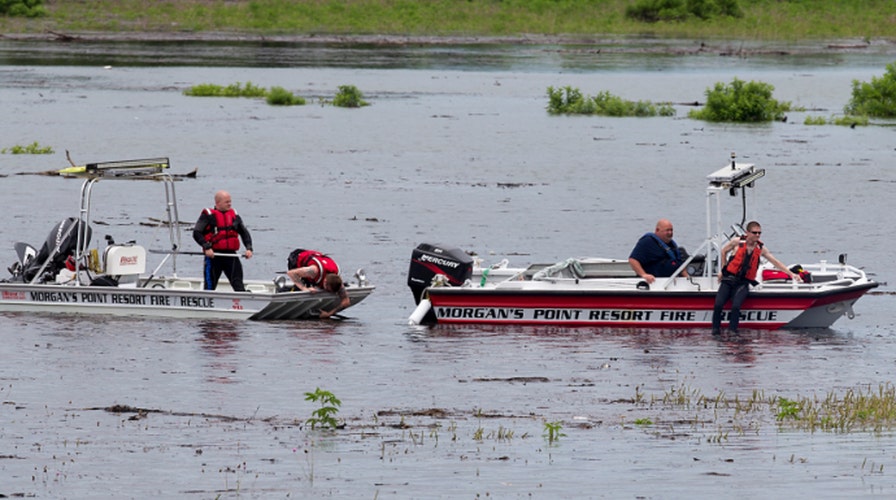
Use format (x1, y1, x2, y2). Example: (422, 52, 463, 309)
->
(84, 157, 170, 177)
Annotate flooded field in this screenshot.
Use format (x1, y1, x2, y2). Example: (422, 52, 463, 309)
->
(1, 40, 894, 497)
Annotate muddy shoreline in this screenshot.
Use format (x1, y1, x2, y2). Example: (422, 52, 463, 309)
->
(2, 30, 894, 56)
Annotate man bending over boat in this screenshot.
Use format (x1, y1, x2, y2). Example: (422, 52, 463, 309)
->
(285, 249, 350, 319)
(193, 190, 254, 292)
(628, 219, 688, 284)
(711, 221, 799, 335)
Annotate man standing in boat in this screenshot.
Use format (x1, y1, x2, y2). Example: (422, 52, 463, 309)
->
(711, 221, 799, 335)
(193, 190, 254, 292)
(628, 219, 687, 284)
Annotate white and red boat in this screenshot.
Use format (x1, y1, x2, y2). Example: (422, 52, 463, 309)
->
(407, 156, 878, 329)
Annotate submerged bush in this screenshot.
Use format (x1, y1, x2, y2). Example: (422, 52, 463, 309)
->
(625, 0, 742, 22)
(845, 62, 896, 118)
(332, 85, 369, 108)
(266, 86, 306, 106)
(547, 86, 675, 117)
(689, 78, 790, 122)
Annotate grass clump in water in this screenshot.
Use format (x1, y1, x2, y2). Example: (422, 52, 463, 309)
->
(184, 81, 267, 98)
(547, 86, 675, 117)
(689, 78, 791, 122)
(2, 141, 54, 154)
(804, 115, 869, 127)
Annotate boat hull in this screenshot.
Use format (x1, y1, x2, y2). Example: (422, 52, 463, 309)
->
(0, 280, 375, 320)
(423, 282, 877, 329)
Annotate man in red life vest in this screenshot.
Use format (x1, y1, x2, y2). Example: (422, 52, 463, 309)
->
(711, 221, 799, 335)
(286, 249, 350, 319)
(192, 190, 253, 291)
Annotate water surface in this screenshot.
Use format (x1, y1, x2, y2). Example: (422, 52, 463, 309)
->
(0, 41, 893, 498)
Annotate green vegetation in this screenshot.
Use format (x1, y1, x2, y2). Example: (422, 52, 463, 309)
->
(547, 86, 675, 117)
(183, 81, 267, 98)
(183, 82, 368, 108)
(2, 1, 895, 41)
(688, 78, 791, 122)
(626, 0, 742, 23)
(804, 115, 869, 127)
(332, 85, 369, 108)
(638, 382, 896, 435)
(543, 420, 565, 444)
(2, 141, 54, 154)
(0, 0, 45, 18)
(266, 86, 306, 106)
(304, 387, 342, 430)
(845, 62, 896, 118)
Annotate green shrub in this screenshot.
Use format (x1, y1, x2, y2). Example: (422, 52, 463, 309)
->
(689, 78, 790, 122)
(332, 85, 369, 108)
(804, 115, 827, 126)
(547, 86, 675, 117)
(0, 0, 47, 18)
(266, 86, 306, 106)
(626, 0, 742, 22)
(845, 62, 896, 118)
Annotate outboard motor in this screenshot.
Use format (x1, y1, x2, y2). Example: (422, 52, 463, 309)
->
(23, 217, 92, 282)
(408, 243, 473, 305)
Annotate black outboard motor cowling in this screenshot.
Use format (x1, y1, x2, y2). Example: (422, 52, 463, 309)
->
(23, 217, 92, 282)
(408, 243, 473, 305)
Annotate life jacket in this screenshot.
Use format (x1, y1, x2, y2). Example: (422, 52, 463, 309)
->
(288, 249, 340, 286)
(202, 208, 240, 251)
(725, 239, 763, 281)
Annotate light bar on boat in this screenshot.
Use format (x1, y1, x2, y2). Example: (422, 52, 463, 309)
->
(706, 161, 765, 189)
(84, 157, 170, 177)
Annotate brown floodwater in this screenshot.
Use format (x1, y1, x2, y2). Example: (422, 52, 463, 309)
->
(0, 40, 894, 498)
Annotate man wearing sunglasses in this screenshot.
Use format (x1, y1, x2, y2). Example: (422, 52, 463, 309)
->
(711, 221, 799, 335)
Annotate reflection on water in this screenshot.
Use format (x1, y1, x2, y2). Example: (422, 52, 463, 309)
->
(2, 38, 895, 71)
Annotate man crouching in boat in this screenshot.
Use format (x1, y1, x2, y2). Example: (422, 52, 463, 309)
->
(628, 219, 688, 284)
(193, 190, 254, 292)
(285, 249, 350, 319)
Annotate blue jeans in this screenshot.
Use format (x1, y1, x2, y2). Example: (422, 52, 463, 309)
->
(712, 277, 750, 332)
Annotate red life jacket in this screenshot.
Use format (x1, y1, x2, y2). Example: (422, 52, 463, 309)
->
(202, 208, 240, 251)
(291, 249, 340, 286)
(725, 239, 763, 281)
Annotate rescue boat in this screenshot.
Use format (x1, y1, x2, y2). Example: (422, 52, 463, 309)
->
(0, 158, 374, 320)
(407, 155, 877, 329)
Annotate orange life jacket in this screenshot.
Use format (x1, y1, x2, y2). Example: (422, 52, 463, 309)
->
(725, 239, 762, 281)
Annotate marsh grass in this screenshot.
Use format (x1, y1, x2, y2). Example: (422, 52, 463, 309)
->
(184, 81, 266, 98)
(2, 1, 895, 41)
(642, 382, 896, 436)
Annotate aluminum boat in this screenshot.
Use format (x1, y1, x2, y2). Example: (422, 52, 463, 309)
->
(1, 158, 374, 320)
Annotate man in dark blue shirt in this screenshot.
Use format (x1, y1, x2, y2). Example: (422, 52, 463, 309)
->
(628, 219, 687, 284)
